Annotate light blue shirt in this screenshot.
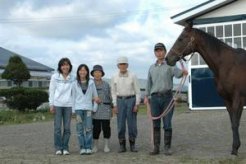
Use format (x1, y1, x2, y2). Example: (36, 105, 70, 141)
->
(72, 79, 98, 113)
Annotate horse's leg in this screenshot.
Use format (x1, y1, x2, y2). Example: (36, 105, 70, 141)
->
(227, 97, 243, 155)
(224, 100, 235, 154)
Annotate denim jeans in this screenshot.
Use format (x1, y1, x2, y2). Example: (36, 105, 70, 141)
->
(75, 110, 92, 149)
(117, 97, 137, 140)
(54, 106, 72, 151)
(150, 93, 174, 130)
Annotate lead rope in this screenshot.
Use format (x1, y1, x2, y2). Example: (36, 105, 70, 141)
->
(147, 60, 188, 146)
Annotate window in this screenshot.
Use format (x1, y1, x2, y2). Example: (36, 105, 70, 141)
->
(243, 23, 246, 35)
(0, 80, 8, 88)
(29, 81, 33, 87)
(216, 26, 223, 37)
(7, 81, 12, 87)
(243, 37, 246, 49)
(38, 81, 42, 87)
(233, 24, 241, 36)
(33, 81, 38, 87)
(207, 26, 215, 36)
(225, 38, 233, 47)
(225, 25, 232, 37)
(234, 37, 242, 48)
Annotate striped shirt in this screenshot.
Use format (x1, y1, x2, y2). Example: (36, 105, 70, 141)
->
(92, 80, 112, 120)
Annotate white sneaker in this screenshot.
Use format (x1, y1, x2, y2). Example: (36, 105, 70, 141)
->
(104, 146, 110, 153)
(104, 139, 110, 153)
(55, 150, 62, 155)
(80, 149, 86, 155)
(86, 149, 92, 155)
(92, 145, 98, 153)
(63, 150, 70, 155)
(92, 139, 98, 153)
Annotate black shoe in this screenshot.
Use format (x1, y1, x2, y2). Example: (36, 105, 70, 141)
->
(118, 139, 126, 153)
(164, 147, 172, 155)
(149, 149, 159, 155)
(164, 129, 172, 155)
(130, 145, 138, 152)
(129, 139, 138, 152)
(118, 145, 126, 153)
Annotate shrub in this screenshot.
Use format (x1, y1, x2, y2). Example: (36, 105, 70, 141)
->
(1, 55, 31, 87)
(0, 88, 48, 111)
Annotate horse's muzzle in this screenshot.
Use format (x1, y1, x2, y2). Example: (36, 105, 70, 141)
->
(165, 57, 176, 66)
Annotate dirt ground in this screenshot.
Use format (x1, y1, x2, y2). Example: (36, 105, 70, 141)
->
(1, 109, 246, 164)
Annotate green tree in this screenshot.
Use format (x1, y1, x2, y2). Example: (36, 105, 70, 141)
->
(2, 55, 31, 87)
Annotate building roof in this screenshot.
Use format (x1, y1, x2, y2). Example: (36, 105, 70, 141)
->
(0, 47, 54, 72)
(171, 0, 236, 26)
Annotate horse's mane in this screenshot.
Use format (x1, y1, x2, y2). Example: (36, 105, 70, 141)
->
(192, 27, 246, 59)
(192, 28, 235, 52)
(236, 48, 246, 55)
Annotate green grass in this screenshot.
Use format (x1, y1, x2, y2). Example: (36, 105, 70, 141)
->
(174, 102, 190, 114)
(0, 109, 53, 125)
(0, 103, 189, 125)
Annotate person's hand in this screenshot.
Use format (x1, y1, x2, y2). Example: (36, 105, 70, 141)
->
(133, 105, 139, 113)
(94, 97, 101, 104)
(113, 106, 118, 114)
(50, 106, 55, 114)
(144, 96, 149, 105)
(182, 70, 188, 76)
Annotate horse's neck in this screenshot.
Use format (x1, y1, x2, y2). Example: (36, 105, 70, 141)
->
(194, 34, 233, 76)
(196, 42, 218, 72)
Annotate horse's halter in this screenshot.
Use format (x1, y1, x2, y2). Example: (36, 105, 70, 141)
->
(170, 36, 195, 62)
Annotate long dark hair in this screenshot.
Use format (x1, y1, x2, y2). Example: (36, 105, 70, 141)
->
(57, 57, 72, 74)
(76, 64, 90, 85)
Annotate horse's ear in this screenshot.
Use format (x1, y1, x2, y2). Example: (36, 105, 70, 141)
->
(185, 21, 193, 30)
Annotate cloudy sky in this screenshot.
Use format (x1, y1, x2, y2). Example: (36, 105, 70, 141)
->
(0, 0, 206, 79)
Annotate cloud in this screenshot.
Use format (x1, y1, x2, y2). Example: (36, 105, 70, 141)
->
(2, 0, 142, 39)
(0, 0, 206, 79)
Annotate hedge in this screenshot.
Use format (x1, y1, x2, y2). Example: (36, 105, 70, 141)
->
(0, 87, 48, 111)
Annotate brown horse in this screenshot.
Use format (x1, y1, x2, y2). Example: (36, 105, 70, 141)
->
(165, 24, 246, 155)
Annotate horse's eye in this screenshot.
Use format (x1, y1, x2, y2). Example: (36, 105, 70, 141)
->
(178, 38, 183, 42)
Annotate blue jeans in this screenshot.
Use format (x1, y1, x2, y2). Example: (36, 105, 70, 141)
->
(117, 97, 137, 140)
(75, 110, 92, 149)
(54, 106, 72, 151)
(150, 93, 174, 130)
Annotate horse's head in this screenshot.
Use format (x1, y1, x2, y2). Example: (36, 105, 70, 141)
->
(166, 24, 195, 66)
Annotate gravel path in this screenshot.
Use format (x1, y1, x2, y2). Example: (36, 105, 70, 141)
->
(1, 109, 246, 164)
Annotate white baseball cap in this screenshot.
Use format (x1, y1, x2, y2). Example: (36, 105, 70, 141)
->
(117, 56, 128, 64)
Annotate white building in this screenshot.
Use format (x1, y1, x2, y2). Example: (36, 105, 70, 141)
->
(171, 0, 246, 110)
(0, 47, 54, 88)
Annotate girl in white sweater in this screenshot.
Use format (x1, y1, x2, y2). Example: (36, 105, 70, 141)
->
(49, 58, 75, 155)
